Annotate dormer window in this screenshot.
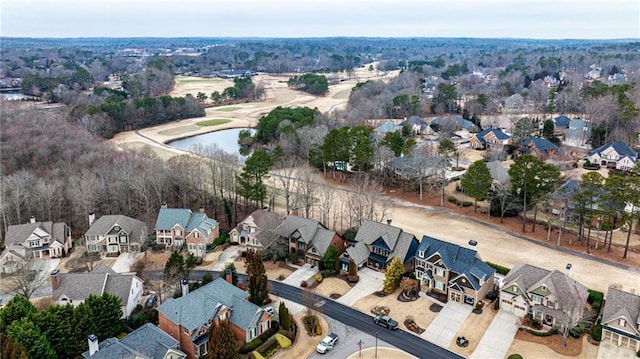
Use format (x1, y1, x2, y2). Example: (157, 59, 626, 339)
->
(619, 318, 626, 327)
(418, 250, 425, 258)
(541, 285, 546, 291)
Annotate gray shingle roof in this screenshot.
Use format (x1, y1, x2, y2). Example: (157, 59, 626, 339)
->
(417, 236, 495, 290)
(157, 278, 265, 335)
(81, 323, 185, 359)
(155, 208, 218, 236)
(350, 220, 418, 265)
(374, 122, 399, 133)
(521, 137, 559, 155)
(274, 215, 338, 257)
(400, 116, 428, 126)
(5, 221, 68, 247)
(474, 129, 511, 144)
(602, 287, 640, 335)
(85, 215, 147, 245)
(502, 263, 588, 310)
(587, 141, 638, 159)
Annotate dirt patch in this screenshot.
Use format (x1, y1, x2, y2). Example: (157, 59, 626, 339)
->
(448, 306, 498, 357)
(513, 329, 582, 356)
(506, 334, 599, 359)
(346, 347, 416, 359)
(429, 303, 443, 312)
(313, 277, 352, 297)
(271, 311, 329, 359)
(353, 289, 438, 332)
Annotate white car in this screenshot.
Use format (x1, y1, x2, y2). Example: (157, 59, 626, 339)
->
(316, 332, 339, 354)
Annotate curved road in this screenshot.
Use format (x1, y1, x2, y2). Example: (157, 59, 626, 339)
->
(183, 270, 463, 359)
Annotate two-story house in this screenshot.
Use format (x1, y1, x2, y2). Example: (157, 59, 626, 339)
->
(517, 137, 559, 160)
(83, 323, 186, 359)
(469, 128, 511, 151)
(414, 237, 495, 306)
(601, 287, 640, 352)
(500, 263, 588, 327)
(229, 209, 283, 249)
(51, 262, 144, 318)
(155, 204, 219, 258)
(587, 141, 638, 171)
(274, 215, 344, 266)
(85, 214, 148, 255)
(341, 220, 418, 272)
(157, 277, 272, 359)
(0, 217, 72, 273)
(399, 116, 431, 136)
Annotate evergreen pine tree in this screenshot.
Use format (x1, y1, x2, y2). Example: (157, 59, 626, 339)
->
(207, 320, 238, 359)
(382, 257, 404, 294)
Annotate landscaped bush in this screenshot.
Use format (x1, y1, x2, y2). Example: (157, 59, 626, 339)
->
(588, 289, 604, 314)
(303, 315, 321, 336)
(591, 319, 602, 341)
(289, 252, 298, 263)
(507, 354, 524, 359)
(275, 333, 292, 349)
(526, 327, 559, 337)
(240, 338, 263, 354)
(315, 273, 323, 283)
(252, 351, 266, 359)
(486, 262, 511, 275)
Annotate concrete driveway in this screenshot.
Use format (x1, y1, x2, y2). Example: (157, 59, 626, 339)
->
(597, 340, 638, 359)
(470, 310, 519, 359)
(212, 246, 241, 271)
(423, 301, 472, 347)
(282, 263, 318, 286)
(112, 252, 141, 273)
(336, 267, 385, 306)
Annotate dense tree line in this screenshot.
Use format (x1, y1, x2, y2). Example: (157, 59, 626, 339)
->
(0, 294, 124, 359)
(287, 73, 329, 95)
(253, 106, 318, 143)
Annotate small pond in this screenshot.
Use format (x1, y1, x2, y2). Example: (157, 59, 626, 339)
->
(167, 127, 254, 158)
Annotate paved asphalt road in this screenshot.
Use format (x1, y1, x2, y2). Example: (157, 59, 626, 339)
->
(188, 270, 463, 359)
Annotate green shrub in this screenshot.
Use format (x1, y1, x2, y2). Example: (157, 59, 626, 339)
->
(315, 273, 323, 283)
(527, 327, 559, 337)
(448, 195, 458, 203)
(486, 261, 511, 275)
(588, 289, 604, 314)
(289, 252, 298, 263)
(275, 333, 291, 349)
(240, 338, 263, 354)
(507, 355, 524, 359)
(591, 320, 602, 341)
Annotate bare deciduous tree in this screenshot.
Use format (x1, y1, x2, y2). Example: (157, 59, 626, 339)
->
(5, 258, 50, 298)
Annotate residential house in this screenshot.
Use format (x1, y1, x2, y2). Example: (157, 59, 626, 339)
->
(431, 116, 479, 133)
(0, 217, 72, 273)
(486, 161, 509, 189)
(341, 220, 418, 272)
(155, 205, 219, 258)
(157, 277, 272, 359)
(414, 237, 495, 306)
(374, 121, 399, 137)
(387, 155, 437, 180)
(549, 179, 581, 221)
(51, 262, 144, 318)
(564, 119, 591, 147)
(504, 94, 526, 113)
(229, 209, 283, 249)
(399, 116, 431, 135)
(518, 137, 559, 160)
(499, 263, 589, 327)
(469, 128, 511, 150)
(274, 215, 344, 266)
(82, 323, 186, 359)
(553, 115, 571, 132)
(587, 141, 638, 171)
(85, 214, 148, 255)
(600, 287, 640, 352)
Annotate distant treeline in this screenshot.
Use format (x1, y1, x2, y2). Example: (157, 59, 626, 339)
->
(287, 74, 329, 95)
(71, 93, 204, 138)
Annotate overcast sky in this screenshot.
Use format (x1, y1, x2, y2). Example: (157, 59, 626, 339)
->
(2, 0, 639, 39)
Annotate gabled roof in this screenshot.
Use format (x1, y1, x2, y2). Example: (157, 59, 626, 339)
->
(53, 262, 141, 306)
(155, 208, 218, 235)
(85, 215, 147, 245)
(417, 236, 495, 290)
(485, 161, 509, 183)
(5, 221, 68, 247)
(400, 116, 427, 127)
(502, 263, 588, 309)
(432, 116, 478, 131)
(602, 287, 640, 335)
(232, 209, 283, 247)
(374, 122, 399, 133)
(157, 278, 265, 334)
(554, 115, 571, 128)
(351, 220, 418, 265)
(521, 137, 559, 155)
(551, 179, 581, 200)
(474, 128, 511, 143)
(588, 141, 638, 159)
(81, 323, 185, 359)
(274, 215, 338, 257)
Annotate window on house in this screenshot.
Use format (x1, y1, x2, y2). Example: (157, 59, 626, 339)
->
(119, 236, 127, 243)
(261, 321, 269, 332)
(220, 312, 227, 321)
(435, 267, 445, 276)
(619, 318, 626, 327)
(175, 230, 182, 236)
(418, 250, 424, 258)
(531, 294, 543, 304)
(183, 327, 189, 334)
(30, 241, 39, 247)
(435, 281, 445, 290)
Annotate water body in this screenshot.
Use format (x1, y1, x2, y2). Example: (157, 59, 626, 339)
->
(167, 127, 255, 158)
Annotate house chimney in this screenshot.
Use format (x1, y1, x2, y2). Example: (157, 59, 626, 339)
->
(199, 205, 205, 213)
(51, 269, 61, 290)
(386, 219, 392, 225)
(181, 279, 189, 297)
(161, 201, 168, 209)
(565, 263, 572, 276)
(30, 215, 36, 224)
(291, 206, 299, 216)
(88, 211, 96, 227)
(87, 334, 99, 356)
(225, 269, 233, 284)
(468, 240, 478, 251)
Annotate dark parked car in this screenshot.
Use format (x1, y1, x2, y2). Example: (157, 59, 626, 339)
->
(373, 315, 399, 329)
(145, 294, 158, 308)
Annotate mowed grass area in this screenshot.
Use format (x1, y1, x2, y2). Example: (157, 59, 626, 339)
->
(213, 106, 241, 112)
(175, 76, 224, 84)
(196, 119, 232, 127)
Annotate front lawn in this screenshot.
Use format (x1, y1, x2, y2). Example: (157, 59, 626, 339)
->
(196, 119, 232, 127)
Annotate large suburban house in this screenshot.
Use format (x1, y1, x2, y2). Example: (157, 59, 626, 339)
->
(341, 220, 418, 272)
(500, 263, 589, 327)
(414, 237, 495, 306)
(83, 323, 186, 359)
(587, 141, 638, 171)
(0, 217, 72, 273)
(564, 119, 591, 147)
(229, 209, 283, 249)
(155, 205, 219, 258)
(51, 262, 144, 318)
(469, 128, 511, 150)
(517, 137, 559, 160)
(601, 287, 640, 352)
(85, 214, 147, 255)
(157, 277, 272, 359)
(399, 116, 432, 135)
(275, 215, 344, 266)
